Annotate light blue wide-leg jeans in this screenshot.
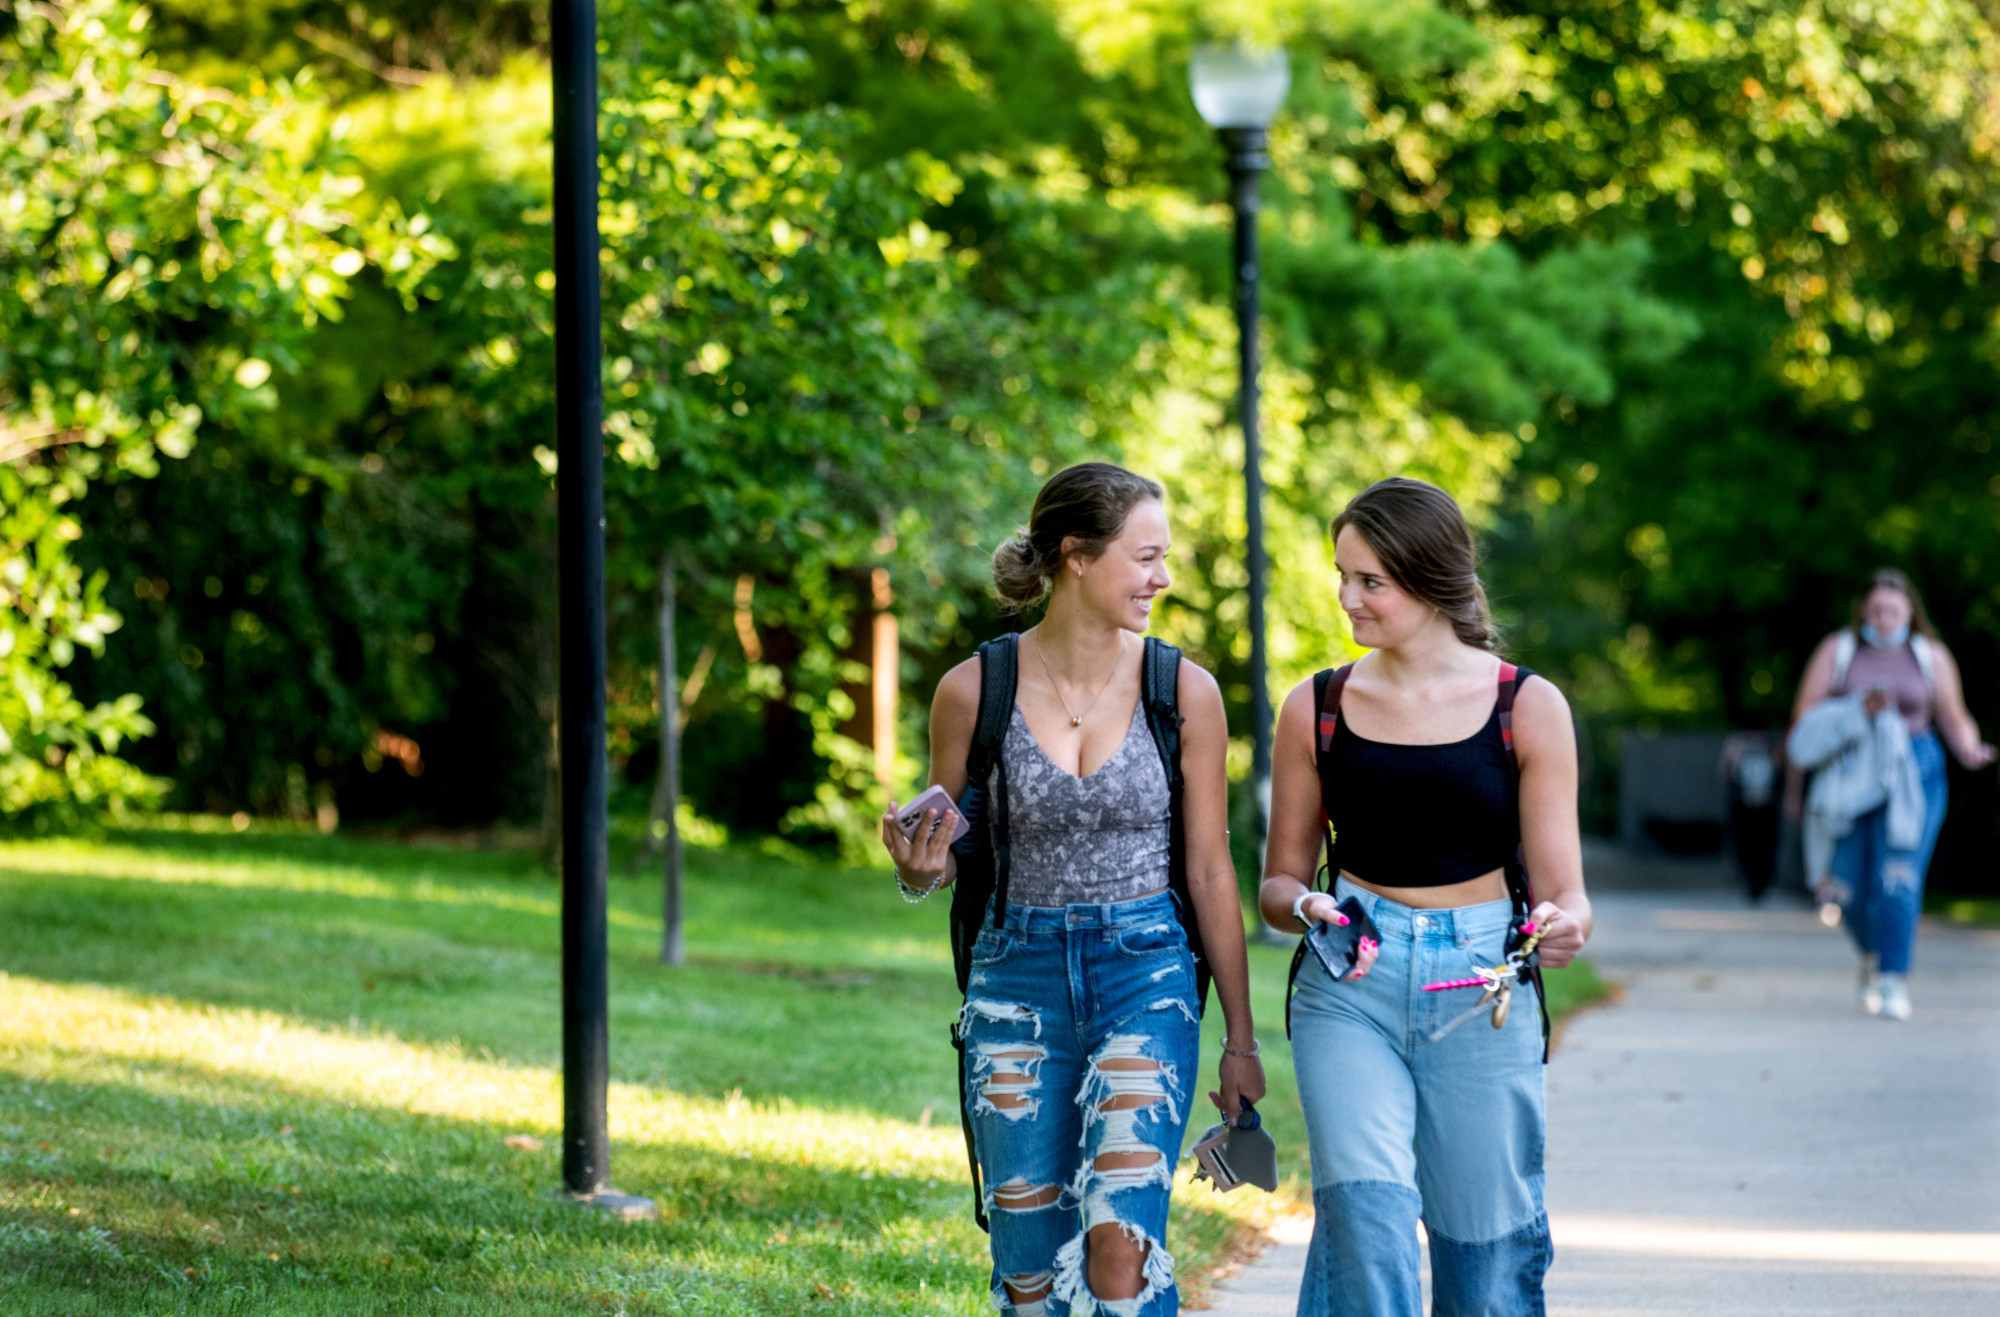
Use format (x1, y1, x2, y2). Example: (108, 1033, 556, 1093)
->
(1292, 878, 1550, 1317)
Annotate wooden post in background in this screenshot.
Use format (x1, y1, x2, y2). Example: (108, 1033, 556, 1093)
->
(870, 567, 897, 787)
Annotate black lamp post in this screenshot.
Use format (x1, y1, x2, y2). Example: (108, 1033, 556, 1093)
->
(1190, 45, 1290, 874)
(552, 0, 653, 1219)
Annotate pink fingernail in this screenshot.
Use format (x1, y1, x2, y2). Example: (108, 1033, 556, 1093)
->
(1522, 922, 1537, 934)
(1335, 914, 1350, 926)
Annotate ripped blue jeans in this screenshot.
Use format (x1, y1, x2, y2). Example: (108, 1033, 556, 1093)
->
(1833, 728, 1949, 976)
(958, 889, 1201, 1316)
(1291, 879, 1550, 1316)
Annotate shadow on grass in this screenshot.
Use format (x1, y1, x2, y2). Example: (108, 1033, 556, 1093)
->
(1, 1055, 987, 1316)
(2, 879, 964, 1127)
(0, 826, 1317, 1308)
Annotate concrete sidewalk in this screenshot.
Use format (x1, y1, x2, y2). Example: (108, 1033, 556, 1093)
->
(1202, 847, 2000, 1313)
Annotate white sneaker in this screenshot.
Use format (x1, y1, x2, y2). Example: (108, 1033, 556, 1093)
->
(1879, 975, 1912, 1021)
(1860, 972, 1884, 1016)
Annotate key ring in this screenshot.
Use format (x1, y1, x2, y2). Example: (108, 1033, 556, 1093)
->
(1421, 920, 1547, 1043)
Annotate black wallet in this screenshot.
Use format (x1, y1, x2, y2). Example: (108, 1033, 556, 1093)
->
(1304, 895, 1380, 981)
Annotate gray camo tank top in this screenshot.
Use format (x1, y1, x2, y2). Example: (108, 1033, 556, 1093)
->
(989, 700, 1170, 906)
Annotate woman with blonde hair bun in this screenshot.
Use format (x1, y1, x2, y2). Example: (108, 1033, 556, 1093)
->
(882, 461, 1262, 1315)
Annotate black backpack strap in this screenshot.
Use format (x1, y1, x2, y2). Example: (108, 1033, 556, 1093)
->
(968, 635, 1018, 924)
(1496, 661, 1551, 1063)
(1495, 661, 1533, 911)
(947, 633, 1019, 1235)
(1286, 664, 1354, 1039)
(1140, 637, 1207, 1016)
(948, 1015, 985, 1233)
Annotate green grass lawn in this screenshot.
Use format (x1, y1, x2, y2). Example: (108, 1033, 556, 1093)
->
(0, 819, 1607, 1314)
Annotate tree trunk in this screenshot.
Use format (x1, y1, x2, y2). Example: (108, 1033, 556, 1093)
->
(656, 550, 685, 967)
(870, 567, 898, 787)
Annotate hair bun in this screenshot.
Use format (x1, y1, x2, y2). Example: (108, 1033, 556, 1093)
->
(991, 529, 1051, 611)
(992, 463, 1165, 614)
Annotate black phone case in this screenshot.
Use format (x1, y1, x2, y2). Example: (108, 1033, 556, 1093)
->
(1305, 896, 1380, 981)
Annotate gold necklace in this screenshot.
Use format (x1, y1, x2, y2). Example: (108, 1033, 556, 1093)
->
(1033, 632, 1120, 728)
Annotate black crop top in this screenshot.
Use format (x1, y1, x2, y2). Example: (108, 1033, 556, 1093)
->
(1315, 663, 1530, 888)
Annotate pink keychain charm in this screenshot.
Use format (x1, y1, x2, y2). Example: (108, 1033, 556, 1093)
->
(1422, 921, 1546, 1041)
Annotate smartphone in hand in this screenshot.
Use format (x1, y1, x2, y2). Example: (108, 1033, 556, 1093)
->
(895, 784, 969, 844)
(1304, 896, 1379, 982)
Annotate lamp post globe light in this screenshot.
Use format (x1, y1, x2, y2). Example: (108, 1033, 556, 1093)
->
(1190, 44, 1289, 876)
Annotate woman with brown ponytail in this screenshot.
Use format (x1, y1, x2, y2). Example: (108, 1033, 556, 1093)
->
(1258, 477, 1592, 1316)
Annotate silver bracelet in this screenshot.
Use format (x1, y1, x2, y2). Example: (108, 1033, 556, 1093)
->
(896, 870, 946, 904)
(1220, 1036, 1260, 1059)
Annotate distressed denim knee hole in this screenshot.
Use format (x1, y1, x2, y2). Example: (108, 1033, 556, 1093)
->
(993, 1269, 1055, 1316)
(990, 1177, 1063, 1213)
(970, 1040, 1048, 1123)
(1053, 1220, 1176, 1316)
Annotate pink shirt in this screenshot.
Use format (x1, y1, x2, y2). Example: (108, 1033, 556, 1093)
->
(1836, 638, 1933, 733)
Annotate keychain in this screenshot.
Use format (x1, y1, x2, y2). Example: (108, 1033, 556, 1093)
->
(1188, 1099, 1279, 1193)
(1422, 920, 1546, 1043)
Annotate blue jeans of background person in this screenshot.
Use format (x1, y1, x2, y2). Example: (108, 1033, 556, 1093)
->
(1291, 878, 1550, 1317)
(958, 889, 1201, 1317)
(1833, 729, 1949, 975)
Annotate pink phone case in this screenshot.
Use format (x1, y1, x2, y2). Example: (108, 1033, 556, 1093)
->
(897, 784, 969, 843)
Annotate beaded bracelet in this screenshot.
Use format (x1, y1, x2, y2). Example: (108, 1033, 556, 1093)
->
(1220, 1037, 1260, 1059)
(896, 871, 947, 904)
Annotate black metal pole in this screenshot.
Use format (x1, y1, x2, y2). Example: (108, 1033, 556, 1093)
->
(1222, 126, 1273, 871)
(553, 0, 610, 1199)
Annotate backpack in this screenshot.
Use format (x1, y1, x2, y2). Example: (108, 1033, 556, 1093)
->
(1282, 660, 1551, 1063)
(943, 633, 1204, 1232)
(1831, 629, 1935, 694)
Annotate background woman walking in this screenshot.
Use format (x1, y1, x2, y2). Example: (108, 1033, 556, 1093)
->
(1787, 568, 1993, 1020)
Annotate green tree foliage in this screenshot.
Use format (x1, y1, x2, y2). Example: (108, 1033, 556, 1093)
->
(142, 0, 544, 91)
(1387, 2, 2000, 737)
(0, 0, 439, 825)
(69, 1, 1160, 845)
(775, 1, 1693, 727)
(40, 0, 1992, 862)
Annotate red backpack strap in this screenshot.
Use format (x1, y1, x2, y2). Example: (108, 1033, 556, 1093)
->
(1495, 661, 1521, 761)
(1290, 663, 1355, 1041)
(1316, 662, 1354, 754)
(1310, 663, 1356, 877)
